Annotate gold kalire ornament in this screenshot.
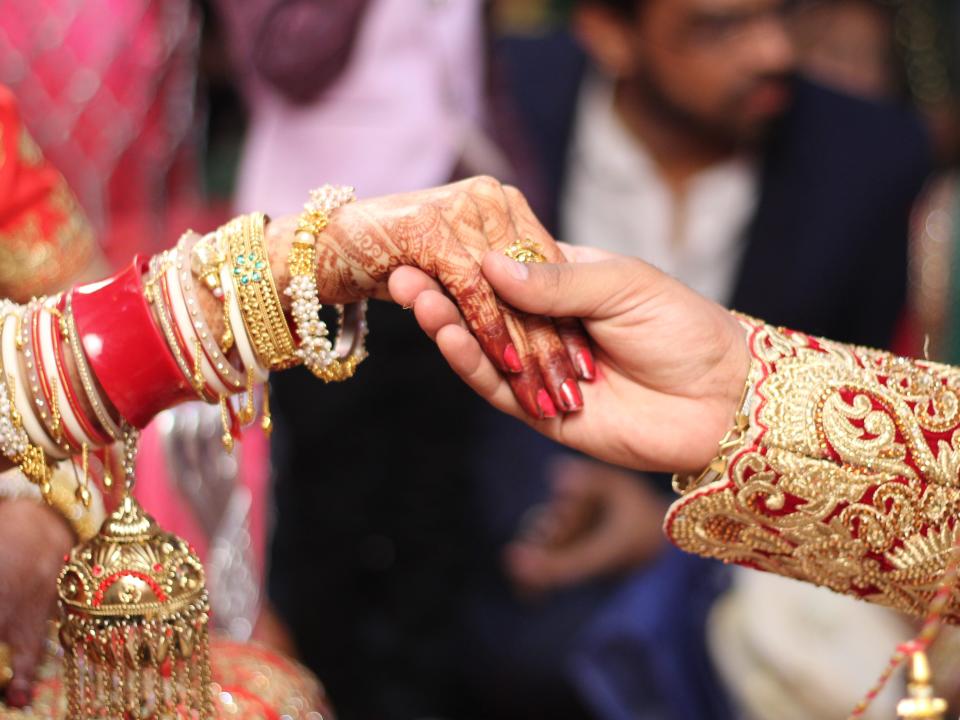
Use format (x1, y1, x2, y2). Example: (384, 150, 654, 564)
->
(57, 494, 213, 719)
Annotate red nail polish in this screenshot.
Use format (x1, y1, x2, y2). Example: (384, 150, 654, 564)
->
(576, 349, 596, 380)
(6, 686, 29, 708)
(537, 389, 557, 418)
(560, 379, 583, 411)
(503, 343, 523, 373)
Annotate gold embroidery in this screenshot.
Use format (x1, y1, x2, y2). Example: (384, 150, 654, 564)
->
(0, 180, 94, 301)
(666, 318, 960, 621)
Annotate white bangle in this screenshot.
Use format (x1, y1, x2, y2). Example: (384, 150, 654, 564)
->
(1, 312, 66, 459)
(166, 259, 232, 396)
(220, 263, 269, 384)
(174, 234, 245, 393)
(38, 302, 96, 449)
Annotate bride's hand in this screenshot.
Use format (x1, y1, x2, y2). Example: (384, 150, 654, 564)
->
(266, 177, 593, 419)
(391, 240, 749, 474)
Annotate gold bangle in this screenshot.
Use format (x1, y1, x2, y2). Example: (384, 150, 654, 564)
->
(223, 213, 298, 370)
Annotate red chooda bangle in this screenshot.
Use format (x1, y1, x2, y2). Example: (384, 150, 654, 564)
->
(72, 257, 197, 428)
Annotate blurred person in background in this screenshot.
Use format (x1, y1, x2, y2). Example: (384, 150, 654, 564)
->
(213, 2, 554, 719)
(791, 0, 903, 102)
(485, 0, 932, 717)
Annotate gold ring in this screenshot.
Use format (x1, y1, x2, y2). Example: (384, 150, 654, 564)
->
(505, 239, 547, 264)
(0, 642, 13, 690)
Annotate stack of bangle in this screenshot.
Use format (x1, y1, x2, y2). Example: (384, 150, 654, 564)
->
(0, 197, 372, 535)
(224, 213, 298, 371)
(18, 300, 69, 459)
(0, 304, 56, 504)
(172, 233, 245, 395)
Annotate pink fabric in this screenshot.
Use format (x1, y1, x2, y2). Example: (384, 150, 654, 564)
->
(0, 0, 202, 264)
(235, 0, 486, 214)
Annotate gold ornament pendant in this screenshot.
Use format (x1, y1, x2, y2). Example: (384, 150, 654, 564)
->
(57, 494, 213, 719)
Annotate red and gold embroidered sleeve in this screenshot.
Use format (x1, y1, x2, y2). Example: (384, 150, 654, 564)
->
(665, 315, 960, 620)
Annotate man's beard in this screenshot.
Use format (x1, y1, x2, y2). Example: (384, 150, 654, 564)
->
(630, 65, 789, 149)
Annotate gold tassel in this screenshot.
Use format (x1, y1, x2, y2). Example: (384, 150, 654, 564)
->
(221, 290, 235, 353)
(75, 443, 92, 508)
(219, 395, 234, 452)
(261, 380, 273, 435)
(240, 367, 256, 425)
(58, 495, 214, 720)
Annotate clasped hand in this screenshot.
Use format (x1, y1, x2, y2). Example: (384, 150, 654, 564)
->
(295, 174, 748, 472)
(384, 185, 750, 474)
(0, 175, 753, 704)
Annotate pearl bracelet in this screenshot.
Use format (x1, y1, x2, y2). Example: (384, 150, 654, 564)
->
(289, 185, 368, 382)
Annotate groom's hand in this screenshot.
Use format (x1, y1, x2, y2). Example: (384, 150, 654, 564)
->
(392, 242, 749, 473)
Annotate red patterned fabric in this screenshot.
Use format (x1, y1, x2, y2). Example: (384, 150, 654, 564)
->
(0, 85, 93, 301)
(666, 315, 960, 620)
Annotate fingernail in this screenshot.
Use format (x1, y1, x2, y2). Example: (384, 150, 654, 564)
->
(537, 389, 557, 418)
(7, 684, 30, 708)
(504, 256, 530, 281)
(560, 379, 583, 412)
(503, 343, 523, 373)
(576, 349, 596, 380)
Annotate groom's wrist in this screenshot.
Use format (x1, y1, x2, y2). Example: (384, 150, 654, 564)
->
(673, 312, 755, 492)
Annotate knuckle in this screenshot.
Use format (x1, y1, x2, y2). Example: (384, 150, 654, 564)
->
(466, 175, 501, 194)
(502, 185, 524, 203)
